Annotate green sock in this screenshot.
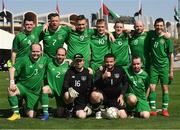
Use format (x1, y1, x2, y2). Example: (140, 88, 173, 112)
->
(162, 92, 169, 110)
(149, 91, 157, 111)
(8, 96, 19, 114)
(42, 93, 49, 114)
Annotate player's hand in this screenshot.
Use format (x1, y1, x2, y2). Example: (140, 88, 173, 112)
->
(9, 84, 17, 92)
(109, 33, 115, 42)
(84, 105, 92, 116)
(117, 95, 124, 106)
(64, 59, 73, 65)
(43, 22, 49, 32)
(68, 87, 79, 98)
(88, 67, 93, 75)
(103, 69, 111, 79)
(162, 32, 171, 38)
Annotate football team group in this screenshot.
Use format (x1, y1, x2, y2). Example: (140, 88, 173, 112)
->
(7, 13, 174, 121)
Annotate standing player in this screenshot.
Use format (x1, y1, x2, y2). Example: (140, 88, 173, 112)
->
(148, 18, 174, 117)
(111, 20, 130, 68)
(40, 13, 69, 58)
(90, 53, 128, 119)
(125, 56, 150, 119)
(129, 20, 150, 72)
(90, 19, 111, 73)
(41, 48, 70, 120)
(11, 17, 41, 64)
(7, 44, 48, 121)
(63, 53, 92, 119)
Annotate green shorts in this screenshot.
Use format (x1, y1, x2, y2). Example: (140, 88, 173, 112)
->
(48, 86, 65, 107)
(150, 65, 169, 85)
(126, 93, 150, 112)
(17, 83, 40, 110)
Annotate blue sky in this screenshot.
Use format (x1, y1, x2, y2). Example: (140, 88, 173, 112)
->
(1, 0, 178, 22)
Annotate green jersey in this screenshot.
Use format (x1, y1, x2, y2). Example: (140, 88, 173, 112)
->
(90, 31, 110, 71)
(65, 27, 94, 67)
(40, 26, 69, 58)
(12, 27, 42, 59)
(46, 59, 69, 96)
(129, 32, 150, 68)
(126, 68, 149, 100)
(148, 30, 173, 68)
(111, 32, 130, 66)
(14, 55, 48, 94)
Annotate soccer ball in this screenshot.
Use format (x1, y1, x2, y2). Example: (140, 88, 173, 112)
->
(106, 107, 118, 119)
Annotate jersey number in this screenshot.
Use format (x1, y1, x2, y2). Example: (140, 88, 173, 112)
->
(75, 80, 81, 87)
(34, 69, 38, 75)
(56, 72, 61, 78)
(154, 42, 159, 48)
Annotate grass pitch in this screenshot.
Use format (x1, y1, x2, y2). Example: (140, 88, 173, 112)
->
(0, 71, 180, 129)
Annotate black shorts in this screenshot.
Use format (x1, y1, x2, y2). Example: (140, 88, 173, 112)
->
(74, 97, 87, 111)
(97, 90, 125, 110)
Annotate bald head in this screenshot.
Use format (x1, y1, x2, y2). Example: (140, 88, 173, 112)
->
(134, 20, 144, 34)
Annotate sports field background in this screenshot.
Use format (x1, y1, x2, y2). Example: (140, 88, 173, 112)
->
(0, 71, 180, 129)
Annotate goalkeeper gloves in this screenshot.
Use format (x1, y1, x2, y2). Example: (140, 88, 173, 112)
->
(68, 87, 79, 98)
(84, 105, 92, 116)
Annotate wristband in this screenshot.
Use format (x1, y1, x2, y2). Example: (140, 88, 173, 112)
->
(10, 80, 15, 85)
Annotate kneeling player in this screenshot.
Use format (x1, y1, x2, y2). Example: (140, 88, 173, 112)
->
(125, 56, 150, 119)
(90, 54, 128, 119)
(63, 53, 92, 119)
(41, 48, 70, 120)
(7, 44, 48, 121)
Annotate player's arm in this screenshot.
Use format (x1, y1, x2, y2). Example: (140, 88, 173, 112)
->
(105, 30, 115, 42)
(8, 67, 17, 92)
(60, 21, 76, 30)
(11, 51, 16, 65)
(169, 53, 174, 80)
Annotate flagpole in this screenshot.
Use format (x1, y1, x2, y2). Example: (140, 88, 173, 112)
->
(138, 0, 141, 20)
(178, 0, 180, 21)
(100, 0, 103, 19)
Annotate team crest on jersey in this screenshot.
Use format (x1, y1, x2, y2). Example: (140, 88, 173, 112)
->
(72, 75, 75, 78)
(81, 76, 87, 81)
(114, 73, 120, 78)
(52, 68, 55, 71)
(29, 65, 33, 68)
(31, 34, 35, 39)
(38, 64, 43, 68)
(160, 39, 165, 44)
(80, 35, 85, 41)
(48, 36, 51, 39)
(58, 35, 62, 40)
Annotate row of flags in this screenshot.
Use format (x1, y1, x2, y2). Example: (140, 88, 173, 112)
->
(1, 0, 180, 24)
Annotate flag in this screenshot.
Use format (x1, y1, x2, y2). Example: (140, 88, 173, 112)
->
(56, 0, 60, 15)
(134, 5, 142, 17)
(2, 0, 7, 23)
(174, 6, 179, 22)
(101, 3, 119, 19)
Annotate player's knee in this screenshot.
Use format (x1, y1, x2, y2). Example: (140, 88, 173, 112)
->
(76, 110, 86, 119)
(42, 86, 50, 93)
(27, 110, 36, 118)
(90, 91, 103, 104)
(150, 84, 156, 91)
(64, 92, 73, 104)
(140, 111, 150, 119)
(162, 85, 169, 93)
(118, 109, 127, 119)
(127, 95, 137, 107)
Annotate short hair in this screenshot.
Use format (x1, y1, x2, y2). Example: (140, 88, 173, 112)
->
(131, 55, 141, 62)
(77, 15, 86, 21)
(30, 43, 42, 51)
(114, 20, 124, 26)
(96, 19, 105, 25)
(56, 47, 67, 54)
(23, 17, 35, 24)
(48, 13, 59, 21)
(154, 18, 165, 26)
(104, 53, 116, 60)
